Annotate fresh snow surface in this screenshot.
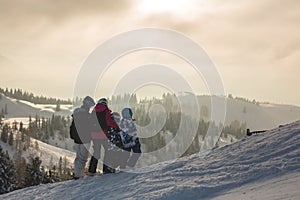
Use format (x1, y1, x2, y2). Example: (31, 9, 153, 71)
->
(1, 120, 300, 200)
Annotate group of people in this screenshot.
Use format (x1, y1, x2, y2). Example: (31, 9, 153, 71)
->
(71, 96, 141, 179)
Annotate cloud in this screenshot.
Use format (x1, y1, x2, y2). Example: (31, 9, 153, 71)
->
(0, 0, 133, 22)
(0, 0, 136, 39)
(133, 0, 300, 105)
(0, 0, 300, 104)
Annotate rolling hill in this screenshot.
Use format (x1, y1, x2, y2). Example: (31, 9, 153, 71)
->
(1, 120, 299, 199)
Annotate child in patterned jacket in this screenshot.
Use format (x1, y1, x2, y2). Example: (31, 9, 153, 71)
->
(119, 108, 141, 170)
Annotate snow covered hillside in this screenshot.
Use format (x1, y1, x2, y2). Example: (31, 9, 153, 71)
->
(193, 95, 300, 130)
(2, 120, 299, 200)
(0, 95, 72, 119)
(0, 136, 75, 169)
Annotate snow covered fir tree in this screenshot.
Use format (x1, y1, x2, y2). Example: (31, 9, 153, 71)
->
(0, 146, 16, 194)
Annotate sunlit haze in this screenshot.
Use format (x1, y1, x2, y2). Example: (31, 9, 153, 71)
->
(0, 0, 300, 106)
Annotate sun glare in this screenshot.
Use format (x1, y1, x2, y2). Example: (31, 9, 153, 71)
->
(137, 0, 196, 15)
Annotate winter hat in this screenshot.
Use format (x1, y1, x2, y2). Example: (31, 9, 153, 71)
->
(121, 108, 133, 119)
(98, 98, 107, 105)
(83, 96, 95, 108)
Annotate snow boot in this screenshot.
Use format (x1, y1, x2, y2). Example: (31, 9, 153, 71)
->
(103, 164, 115, 174)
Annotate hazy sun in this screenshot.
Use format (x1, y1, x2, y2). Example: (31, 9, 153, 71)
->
(137, 0, 196, 15)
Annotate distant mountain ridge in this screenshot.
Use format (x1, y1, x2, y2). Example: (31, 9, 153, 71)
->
(1, 91, 300, 130)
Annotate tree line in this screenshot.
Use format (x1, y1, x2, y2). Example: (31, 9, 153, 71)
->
(0, 87, 71, 105)
(110, 93, 247, 157)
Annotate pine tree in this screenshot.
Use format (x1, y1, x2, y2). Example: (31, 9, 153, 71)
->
(23, 131, 31, 151)
(34, 140, 39, 151)
(49, 156, 53, 170)
(24, 157, 43, 187)
(4, 104, 8, 115)
(1, 124, 9, 143)
(21, 130, 25, 143)
(28, 116, 32, 132)
(13, 150, 27, 188)
(58, 157, 63, 176)
(40, 166, 52, 184)
(13, 121, 18, 130)
(63, 156, 67, 175)
(0, 147, 17, 194)
(19, 121, 23, 132)
(8, 131, 14, 146)
(55, 102, 61, 112)
(1, 108, 5, 117)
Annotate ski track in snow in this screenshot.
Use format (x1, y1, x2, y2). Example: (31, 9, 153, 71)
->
(1, 121, 300, 200)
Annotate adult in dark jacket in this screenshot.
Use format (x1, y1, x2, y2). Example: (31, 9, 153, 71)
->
(88, 98, 119, 174)
(72, 96, 95, 179)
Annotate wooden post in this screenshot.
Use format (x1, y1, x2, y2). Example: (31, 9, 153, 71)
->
(246, 128, 252, 136)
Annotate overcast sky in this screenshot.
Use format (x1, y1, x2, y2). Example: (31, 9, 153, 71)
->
(0, 0, 299, 105)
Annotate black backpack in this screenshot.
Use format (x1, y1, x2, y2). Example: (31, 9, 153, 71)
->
(69, 116, 83, 143)
(69, 117, 77, 140)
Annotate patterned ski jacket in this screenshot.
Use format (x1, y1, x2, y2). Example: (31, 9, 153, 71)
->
(119, 118, 138, 140)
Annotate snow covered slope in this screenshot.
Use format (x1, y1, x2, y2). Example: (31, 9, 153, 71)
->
(194, 95, 300, 130)
(0, 95, 72, 118)
(2, 120, 299, 200)
(0, 137, 75, 169)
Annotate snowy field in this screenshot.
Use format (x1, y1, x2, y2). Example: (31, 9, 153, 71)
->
(1, 120, 299, 199)
(0, 136, 75, 169)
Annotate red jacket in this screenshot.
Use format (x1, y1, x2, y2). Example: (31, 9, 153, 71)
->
(91, 103, 119, 140)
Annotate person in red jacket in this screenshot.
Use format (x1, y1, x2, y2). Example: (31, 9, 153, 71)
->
(88, 98, 119, 175)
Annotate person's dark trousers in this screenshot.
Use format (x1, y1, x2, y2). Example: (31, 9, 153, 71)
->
(127, 141, 142, 167)
(102, 148, 119, 174)
(88, 139, 108, 174)
(120, 140, 142, 169)
(88, 156, 98, 174)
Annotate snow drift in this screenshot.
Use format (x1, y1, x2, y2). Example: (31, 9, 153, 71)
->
(1, 120, 300, 200)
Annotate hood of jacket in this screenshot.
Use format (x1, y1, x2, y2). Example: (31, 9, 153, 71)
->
(94, 103, 108, 113)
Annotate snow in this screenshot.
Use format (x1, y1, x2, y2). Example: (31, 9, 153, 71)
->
(2, 117, 29, 127)
(0, 95, 72, 118)
(212, 172, 300, 200)
(1, 120, 300, 200)
(31, 137, 75, 169)
(47, 134, 75, 152)
(0, 135, 75, 169)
